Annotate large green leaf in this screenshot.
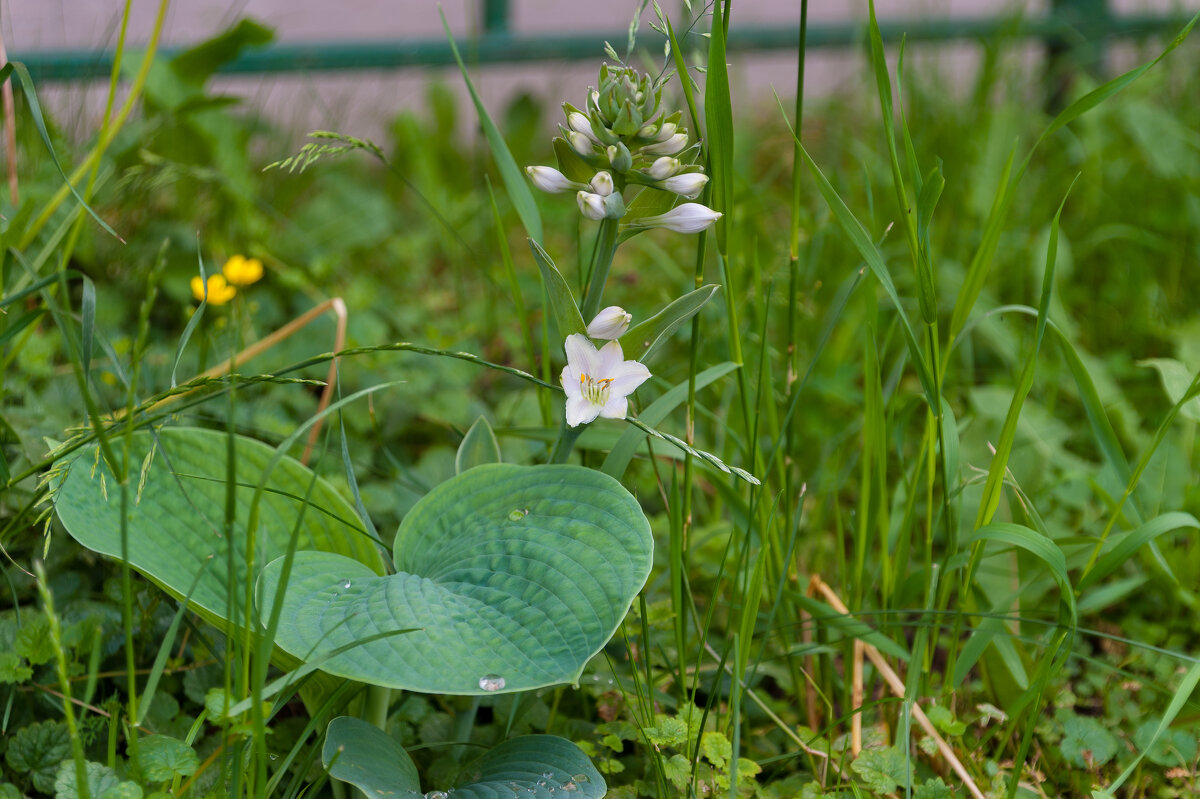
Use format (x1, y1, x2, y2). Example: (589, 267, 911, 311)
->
(323, 717, 605, 799)
(51, 427, 386, 632)
(259, 464, 652, 694)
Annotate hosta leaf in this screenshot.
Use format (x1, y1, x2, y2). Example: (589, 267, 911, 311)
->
(323, 717, 605, 799)
(52, 428, 386, 633)
(260, 464, 652, 694)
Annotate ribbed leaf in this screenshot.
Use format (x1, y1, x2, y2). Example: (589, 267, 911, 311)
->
(52, 428, 386, 632)
(260, 464, 652, 693)
(323, 717, 605, 799)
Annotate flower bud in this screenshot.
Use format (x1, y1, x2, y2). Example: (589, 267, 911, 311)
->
(568, 131, 594, 156)
(647, 156, 681, 180)
(605, 142, 633, 173)
(577, 191, 608, 221)
(602, 191, 627, 220)
(660, 172, 709, 200)
(640, 132, 688, 156)
(630, 202, 722, 234)
(568, 111, 599, 142)
(526, 165, 584, 194)
(637, 123, 658, 139)
(586, 306, 633, 340)
(656, 122, 678, 141)
(590, 170, 615, 197)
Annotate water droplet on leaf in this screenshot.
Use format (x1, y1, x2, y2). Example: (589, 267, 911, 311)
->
(478, 673, 506, 691)
(572, 775, 589, 784)
(508, 508, 528, 521)
(425, 792, 449, 799)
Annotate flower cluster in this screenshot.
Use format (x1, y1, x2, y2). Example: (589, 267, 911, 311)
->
(561, 306, 649, 427)
(191, 254, 263, 306)
(526, 64, 720, 234)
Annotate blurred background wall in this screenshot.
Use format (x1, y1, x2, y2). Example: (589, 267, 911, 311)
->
(5, 0, 1197, 142)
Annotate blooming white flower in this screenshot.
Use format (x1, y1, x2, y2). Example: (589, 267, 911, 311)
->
(640, 133, 688, 156)
(561, 334, 650, 427)
(526, 166, 585, 194)
(576, 191, 608, 221)
(586, 306, 632, 340)
(589, 171, 615, 197)
(629, 202, 722, 234)
(647, 156, 681, 180)
(660, 172, 709, 199)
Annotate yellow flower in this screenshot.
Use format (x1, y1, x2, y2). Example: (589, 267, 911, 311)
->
(191, 274, 237, 305)
(221, 254, 263, 287)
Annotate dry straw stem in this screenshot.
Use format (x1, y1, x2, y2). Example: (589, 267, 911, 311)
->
(114, 297, 347, 466)
(808, 575, 986, 799)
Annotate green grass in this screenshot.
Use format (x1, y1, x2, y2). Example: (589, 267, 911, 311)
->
(1, 2, 1199, 798)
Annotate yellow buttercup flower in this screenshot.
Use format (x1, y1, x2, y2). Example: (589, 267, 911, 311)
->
(221, 254, 263, 287)
(191, 274, 237, 305)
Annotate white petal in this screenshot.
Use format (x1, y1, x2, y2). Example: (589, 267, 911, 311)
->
(566, 395, 600, 427)
(606, 359, 651, 397)
(599, 395, 628, 420)
(564, 333, 601, 378)
(595, 340, 626, 376)
(561, 363, 582, 399)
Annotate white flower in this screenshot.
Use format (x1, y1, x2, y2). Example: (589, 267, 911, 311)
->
(589, 171, 615, 197)
(655, 122, 678, 141)
(647, 156, 680, 180)
(577, 191, 608, 220)
(629, 202, 722, 233)
(660, 172, 709, 199)
(640, 133, 688, 156)
(526, 166, 584, 194)
(586, 306, 632, 340)
(561, 334, 650, 427)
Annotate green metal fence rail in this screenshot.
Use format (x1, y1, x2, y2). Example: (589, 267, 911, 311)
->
(9, 9, 1193, 83)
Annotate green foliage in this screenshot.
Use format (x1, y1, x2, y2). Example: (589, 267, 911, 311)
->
(136, 736, 200, 783)
(322, 717, 605, 798)
(1058, 713, 1120, 768)
(5, 721, 71, 793)
(259, 464, 653, 693)
(851, 746, 912, 794)
(51, 428, 387, 632)
(3, 2, 1200, 798)
(53, 761, 142, 799)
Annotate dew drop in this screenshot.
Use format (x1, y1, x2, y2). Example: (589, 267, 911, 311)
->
(542, 773, 554, 781)
(508, 508, 528, 521)
(341, 579, 352, 589)
(572, 775, 589, 784)
(479, 673, 506, 691)
(425, 792, 449, 799)
(562, 783, 578, 792)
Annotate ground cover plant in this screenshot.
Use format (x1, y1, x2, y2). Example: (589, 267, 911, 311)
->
(1, 1, 1199, 797)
